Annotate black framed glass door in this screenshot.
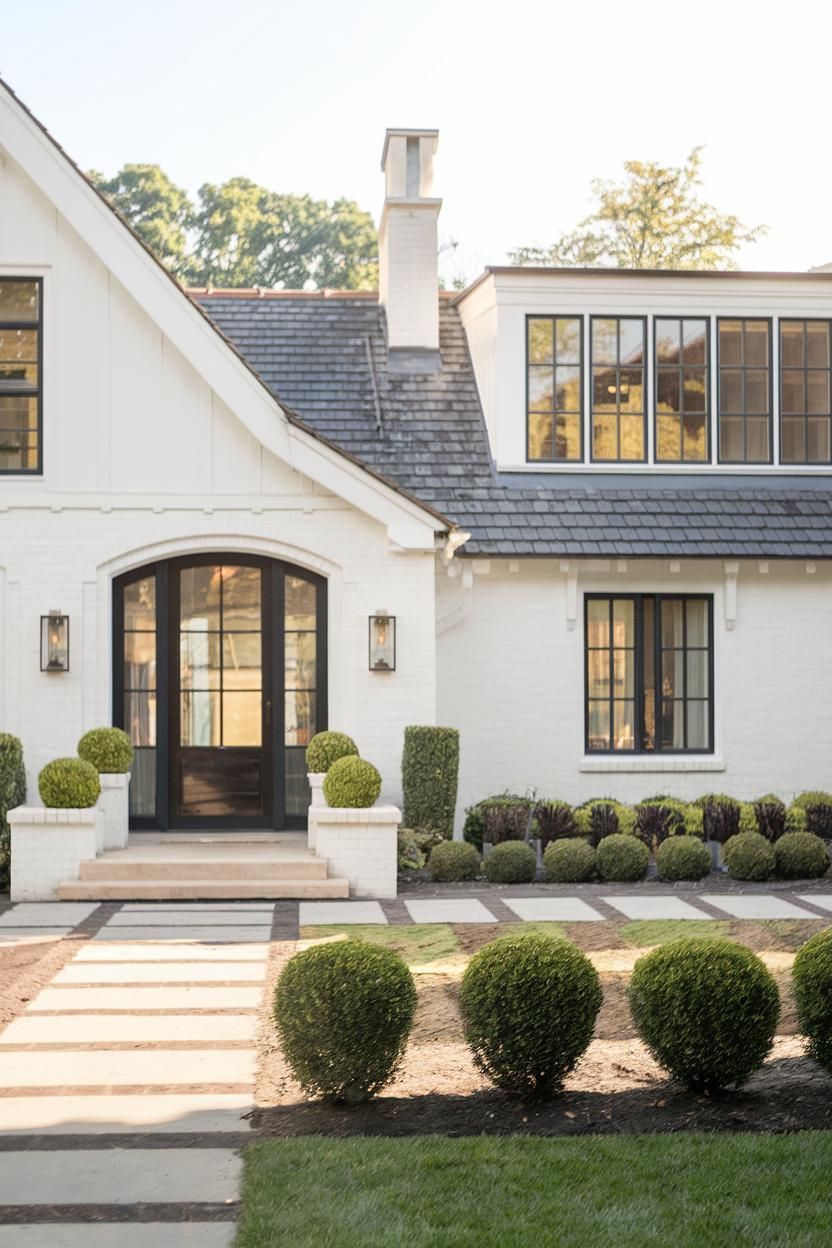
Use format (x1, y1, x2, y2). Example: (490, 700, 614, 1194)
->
(113, 553, 326, 830)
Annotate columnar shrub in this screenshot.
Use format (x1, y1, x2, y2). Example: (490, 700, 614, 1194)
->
(534, 800, 578, 847)
(77, 727, 133, 773)
(274, 941, 416, 1103)
(723, 831, 775, 881)
(305, 731, 358, 774)
(459, 934, 602, 1096)
(629, 939, 779, 1091)
(401, 726, 460, 839)
(38, 758, 101, 808)
(543, 838, 597, 883)
(774, 832, 828, 880)
(322, 756, 381, 808)
(429, 840, 481, 882)
(596, 833, 650, 882)
(483, 840, 536, 884)
(793, 928, 832, 1072)
(656, 835, 712, 882)
(792, 792, 832, 841)
(0, 733, 26, 893)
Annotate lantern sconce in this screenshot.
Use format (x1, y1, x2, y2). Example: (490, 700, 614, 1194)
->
(40, 610, 69, 672)
(369, 612, 396, 672)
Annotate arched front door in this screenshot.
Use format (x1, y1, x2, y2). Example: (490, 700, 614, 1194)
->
(113, 554, 327, 830)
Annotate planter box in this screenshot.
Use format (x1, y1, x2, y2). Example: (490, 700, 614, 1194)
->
(307, 773, 327, 850)
(97, 772, 131, 851)
(9, 806, 99, 901)
(312, 804, 401, 898)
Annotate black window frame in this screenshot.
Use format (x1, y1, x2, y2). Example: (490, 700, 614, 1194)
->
(525, 313, 585, 463)
(653, 316, 711, 464)
(0, 276, 43, 476)
(589, 315, 648, 464)
(716, 316, 773, 465)
(584, 593, 714, 756)
(778, 318, 832, 466)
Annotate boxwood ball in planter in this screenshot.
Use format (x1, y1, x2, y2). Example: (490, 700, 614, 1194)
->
(77, 727, 133, 774)
(38, 758, 101, 808)
(629, 938, 779, 1091)
(305, 730, 358, 775)
(429, 840, 480, 882)
(483, 839, 536, 884)
(322, 756, 381, 808)
(596, 833, 650, 882)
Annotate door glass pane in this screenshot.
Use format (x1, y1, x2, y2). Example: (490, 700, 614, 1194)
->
(223, 692, 262, 746)
(180, 633, 221, 689)
(125, 691, 156, 747)
(642, 597, 656, 750)
(285, 691, 316, 747)
(587, 599, 610, 648)
(180, 567, 220, 630)
(222, 566, 261, 630)
(285, 631, 316, 690)
(125, 632, 156, 690)
(124, 577, 156, 631)
(130, 749, 156, 817)
(686, 600, 708, 647)
(661, 600, 684, 647)
(613, 599, 634, 647)
(285, 747, 310, 817)
(181, 690, 220, 747)
(285, 576, 317, 630)
(222, 633, 262, 690)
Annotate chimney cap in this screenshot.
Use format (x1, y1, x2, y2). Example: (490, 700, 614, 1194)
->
(381, 128, 439, 171)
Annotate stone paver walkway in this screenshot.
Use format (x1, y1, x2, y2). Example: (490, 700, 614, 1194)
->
(0, 901, 283, 1243)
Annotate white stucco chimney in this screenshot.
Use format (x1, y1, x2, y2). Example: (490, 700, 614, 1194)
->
(379, 128, 441, 370)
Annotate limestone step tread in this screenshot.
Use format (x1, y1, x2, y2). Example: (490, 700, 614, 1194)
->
(56, 876, 350, 900)
(80, 856, 328, 880)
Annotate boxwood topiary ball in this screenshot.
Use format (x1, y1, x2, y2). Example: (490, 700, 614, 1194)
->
(274, 940, 416, 1103)
(656, 835, 712, 882)
(793, 928, 832, 1072)
(429, 840, 481, 882)
(483, 840, 536, 884)
(629, 938, 779, 1091)
(305, 730, 358, 774)
(459, 933, 602, 1096)
(774, 832, 829, 880)
(723, 831, 776, 881)
(543, 838, 597, 883)
(77, 727, 133, 774)
(38, 758, 101, 809)
(322, 756, 381, 808)
(596, 833, 650, 882)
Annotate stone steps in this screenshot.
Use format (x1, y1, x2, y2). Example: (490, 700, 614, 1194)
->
(79, 856, 329, 880)
(57, 875, 349, 900)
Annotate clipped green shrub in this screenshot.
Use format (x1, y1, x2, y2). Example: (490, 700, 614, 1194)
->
(38, 757, 100, 809)
(629, 939, 779, 1091)
(723, 831, 775, 881)
(462, 793, 533, 851)
(792, 791, 832, 841)
(596, 833, 649, 882)
(322, 756, 381, 808)
(786, 806, 808, 834)
(543, 838, 597, 883)
(0, 733, 26, 893)
(401, 726, 459, 840)
(483, 840, 536, 884)
(774, 832, 828, 880)
(305, 731, 358, 774)
(397, 828, 424, 871)
(534, 800, 578, 847)
(459, 933, 602, 1096)
(77, 726, 133, 774)
(656, 835, 712, 882)
(274, 940, 416, 1103)
(429, 839, 481, 882)
(793, 928, 832, 1072)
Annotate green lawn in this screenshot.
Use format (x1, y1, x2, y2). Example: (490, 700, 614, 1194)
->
(619, 919, 731, 946)
(300, 923, 461, 965)
(236, 1134, 832, 1247)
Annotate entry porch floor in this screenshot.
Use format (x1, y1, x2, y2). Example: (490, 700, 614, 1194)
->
(56, 833, 350, 902)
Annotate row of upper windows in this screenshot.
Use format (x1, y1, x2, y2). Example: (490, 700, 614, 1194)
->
(0, 278, 41, 475)
(526, 314, 832, 466)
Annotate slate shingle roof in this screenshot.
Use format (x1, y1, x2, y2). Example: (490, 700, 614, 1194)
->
(194, 292, 832, 559)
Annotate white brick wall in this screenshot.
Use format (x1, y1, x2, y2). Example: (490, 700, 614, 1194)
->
(312, 805, 400, 898)
(9, 807, 98, 900)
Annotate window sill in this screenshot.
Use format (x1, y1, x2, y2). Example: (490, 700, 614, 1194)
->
(579, 755, 725, 774)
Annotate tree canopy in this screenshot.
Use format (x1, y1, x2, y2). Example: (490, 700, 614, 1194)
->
(90, 164, 378, 290)
(510, 148, 765, 271)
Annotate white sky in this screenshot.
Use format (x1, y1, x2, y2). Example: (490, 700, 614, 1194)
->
(2, 0, 831, 283)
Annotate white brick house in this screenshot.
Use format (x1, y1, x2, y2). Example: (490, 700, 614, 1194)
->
(2, 81, 832, 839)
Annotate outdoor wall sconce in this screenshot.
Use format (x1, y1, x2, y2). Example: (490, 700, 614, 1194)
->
(369, 613, 396, 671)
(40, 610, 69, 672)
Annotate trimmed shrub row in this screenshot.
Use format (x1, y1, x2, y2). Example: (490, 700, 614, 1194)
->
(277, 927, 832, 1103)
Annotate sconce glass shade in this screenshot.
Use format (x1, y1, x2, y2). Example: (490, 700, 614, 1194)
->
(40, 612, 69, 672)
(369, 614, 396, 671)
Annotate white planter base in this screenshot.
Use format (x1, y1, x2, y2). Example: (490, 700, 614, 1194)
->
(312, 804, 400, 898)
(9, 806, 99, 901)
(306, 773, 326, 850)
(97, 772, 131, 850)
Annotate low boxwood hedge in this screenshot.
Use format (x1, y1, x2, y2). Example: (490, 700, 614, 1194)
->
(656, 835, 712, 882)
(274, 940, 416, 1103)
(774, 832, 828, 880)
(596, 833, 650, 882)
(322, 756, 381, 808)
(429, 840, 481, 882)
(723, 831, 776, 881)
(793, 928, 832, 1073)
(77, 726, 133, 774)
(38, 757, 100, 809)
(543, 838, 597, 883)
(629, 938, 779, 1091)
(483, 840, 536, 884)
(459, 933, 602, 1096)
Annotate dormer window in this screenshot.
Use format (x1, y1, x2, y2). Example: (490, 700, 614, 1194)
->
(655, 318, 709, 462)
(590, 317, 647, 462)
(717, 318, 771, 463)
(780, 320, 832, 464)
(0, 278, 42, 474)
(526, 316, 583, 461)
